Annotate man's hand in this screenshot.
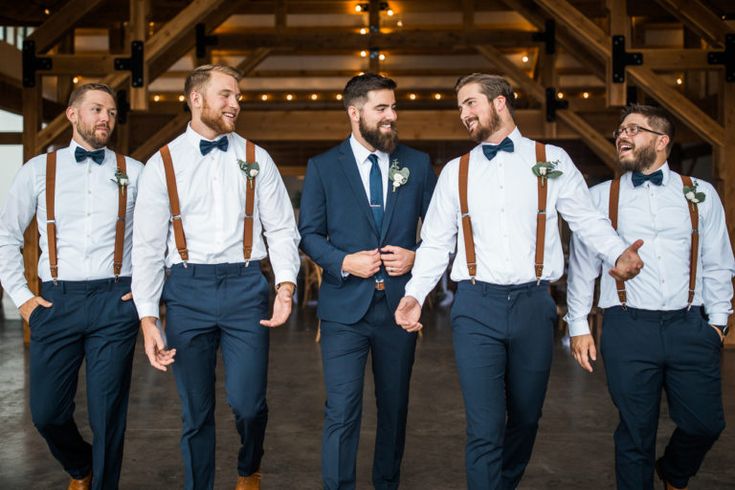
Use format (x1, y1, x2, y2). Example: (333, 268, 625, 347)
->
(395, 296, 423, 332)
(710, 325, 725, 343)
(570, 334, 597, 373)
(380, 246, 415, 276)
(342, 249, 382, 278)
(140, 316, 176, 371)
(260, 283, 294, 328)
(610, 239, 644, 281)
(19, 296, 52, 323)
(121, 292, 133, 301)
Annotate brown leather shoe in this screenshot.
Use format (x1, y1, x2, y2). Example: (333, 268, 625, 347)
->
(235, 471, 261, 490)
(67, 473, 91, 490)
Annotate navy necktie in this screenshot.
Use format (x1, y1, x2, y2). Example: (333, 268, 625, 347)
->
(199, 136, 229, 156)
(368, 154, 384, 230)
(482, 137, 514, 161)
(632, 170, 663, 187)
(74, 146, 105, 165)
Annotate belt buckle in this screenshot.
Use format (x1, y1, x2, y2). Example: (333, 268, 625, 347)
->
(375, 279, 385, 291)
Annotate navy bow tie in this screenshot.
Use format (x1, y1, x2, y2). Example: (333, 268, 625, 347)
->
(482, 137, 514, 161)
(74, 146, 105, 165)
(199, 137, 229, 156)
(632, 170, 663, 187)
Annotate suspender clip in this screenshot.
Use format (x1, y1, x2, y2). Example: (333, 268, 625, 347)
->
(245, 260, 250, 268)
(171, 214, 182, 222)
(537, 210, 546, 215)
(182, 260, 188, 269)
(470, 276, 476, 285)
(46, 219, 55, 224)
(114, 274, 119, 283)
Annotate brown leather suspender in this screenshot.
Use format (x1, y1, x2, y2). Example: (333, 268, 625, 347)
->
(46, 151, 59, 282)
(534, 142, 548, 283)
(160, 139, 257, 266)
(45, 150, 128, 282)
(608, 174, 699, 307)
(458, 141, 549, 285)
(160, 145, 189, 265)
(681, 175, 699, 306)
(243, 140, 256, 262)
(458, 153, 477, 283)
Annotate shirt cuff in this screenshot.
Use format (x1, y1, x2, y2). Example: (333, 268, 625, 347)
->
(135, 301, 161, 320)
(273, 269, 297, 288)
(403, 282, 429, 307)
(708, 313, 729, 327)
(566, 317, 592, 337)
(10, 286, 34, 309)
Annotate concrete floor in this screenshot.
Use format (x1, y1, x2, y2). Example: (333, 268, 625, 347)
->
(1, 304, 734, 489)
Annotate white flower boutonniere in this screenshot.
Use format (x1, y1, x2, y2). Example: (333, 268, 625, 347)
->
(238, 159, 260, 188)
(532, 160, 562, 186)
(110, 168, 129, 188)
(388, 159, 410, 192)
(683, 180, 706, 204)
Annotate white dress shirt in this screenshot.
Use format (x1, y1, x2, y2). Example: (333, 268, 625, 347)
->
(349, 134, 389, 205)
(404, 127, 626, 305)
(131, 124, 300, 319)
(565, 163, 735, 336)
(0, 140, 143, 307)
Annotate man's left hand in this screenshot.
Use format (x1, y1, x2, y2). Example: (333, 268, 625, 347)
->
(380, 245, 415, 276)
(609, 239, 644, 281)
(121, 292, 133, 301)
(260, 283, 294, 328)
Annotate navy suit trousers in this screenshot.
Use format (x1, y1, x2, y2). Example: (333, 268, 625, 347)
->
(29, 278, 139, 490)
(320, 290, 417, 490)
(450, 280, 556, 490)
(162, 262, 270, 490)
(601, 306, 725, 490)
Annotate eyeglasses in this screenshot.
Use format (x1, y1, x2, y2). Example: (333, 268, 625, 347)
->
(612, 124, 665, 140)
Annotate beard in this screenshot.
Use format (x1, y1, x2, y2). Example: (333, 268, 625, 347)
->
(201, 99, 237, 135)
(618, 141, 657, 173)
(75, 120, 110, 149)
(359, 117, 398, 154)
(465, 105, 502, 143)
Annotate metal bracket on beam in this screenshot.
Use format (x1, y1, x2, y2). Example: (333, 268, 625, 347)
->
(707, 34, 735, 82)
(612, 35, 643, 83)
(116, 90, 130, 125)
(195, 23, 219, 59)
(22, 40, 52, 88)
(546, 87, 568, 122)
(114, 41, 144, 87)
(532, 20, 556, 55)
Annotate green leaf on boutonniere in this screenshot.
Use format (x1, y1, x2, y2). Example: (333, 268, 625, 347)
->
(532, 160, 562, 186)
(389, 159, 410, 192)
(683, 181, 706, 204)
(237, 159, 259, 188)
(110, 168, 129, 188)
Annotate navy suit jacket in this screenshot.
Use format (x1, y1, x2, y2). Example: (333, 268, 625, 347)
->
(299, 138, 437, 324)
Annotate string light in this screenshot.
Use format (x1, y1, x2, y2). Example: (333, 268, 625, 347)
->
(521, 55, 529, 63)
(286, 94, 294, 101)
(359, 27, 367, 35)
(360, 50, 367, 58)
(409, 93, 417, 100)
(434, 93, 442, 100)
(336, 94, 343, 101)
(44, 8, 50, 15)
(311, 94, 318, 100)
(396, 20, 403, 27)
(582, 91, 590, 99)
(261, 94, 269, 101)
(387, 9, 394, 16)
(72, 76, 79, 84)
(676, 77, 683, 85)
(153, 95, 161, 102)
(355, 4, 363, 12)
(557, 92, 564, 99)
(178, 95, 185, 102)
(513, 91, 519, 98)
(378, 53, 386, 61)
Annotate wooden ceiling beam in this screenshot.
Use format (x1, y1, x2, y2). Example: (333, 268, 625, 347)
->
(25, 0, 106, 53)
(653, 0, 734, 48)
(475, 44, 617, 171)
(533, 0, 725, 147)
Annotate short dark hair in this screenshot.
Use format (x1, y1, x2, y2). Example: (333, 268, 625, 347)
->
(184, 64, 242, 108)
(620, 103, 675, 155)
(455, 73, 516, 116)
(342, 73, 397, 109)
(68, 83, 115, 107)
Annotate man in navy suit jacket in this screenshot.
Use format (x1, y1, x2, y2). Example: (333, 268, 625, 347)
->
(299, 73, 436, 490)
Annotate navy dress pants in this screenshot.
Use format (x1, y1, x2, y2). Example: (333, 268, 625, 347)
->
(320, 290, 417, 490)
(601, 306, 725, 490)
(450, 280, 556, 490)
(162, 262, 270, 490)
(29, 278, 139, 490)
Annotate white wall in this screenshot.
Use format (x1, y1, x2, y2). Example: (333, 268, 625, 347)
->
(0, 110, 23, 206)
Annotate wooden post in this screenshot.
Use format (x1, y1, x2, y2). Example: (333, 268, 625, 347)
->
(606, 0, 628, 107)
(21, 85, 43, 346)
(369, 0, 380, 73)
(56, 33, 75, 107)
(129, 0, 149, 111)
(539, 47, 557, 138)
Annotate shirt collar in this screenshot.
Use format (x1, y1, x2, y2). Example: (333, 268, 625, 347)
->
(68, 139, 108, 156)
(349, 133, 389, 165)
(185, 123, 231, 150)
(472, 126, 523, 156)
(624, 161, 671, 186)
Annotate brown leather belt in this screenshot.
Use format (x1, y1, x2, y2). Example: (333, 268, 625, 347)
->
(375, 280, 385, 291)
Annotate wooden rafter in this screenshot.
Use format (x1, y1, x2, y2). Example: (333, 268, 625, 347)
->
(26, 0, 106, 53)
(475, 45, 617, 171)
(533, 0, 725, 147)
(653, 0, 734, 49)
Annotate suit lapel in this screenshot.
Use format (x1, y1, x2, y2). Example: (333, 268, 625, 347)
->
(380, 147, 401, 243)
(338, 139, 380, 236)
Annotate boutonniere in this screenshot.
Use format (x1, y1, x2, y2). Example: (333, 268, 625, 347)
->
(388, 159, 410, 192)
(532, 160, 563, 186)
(110, 168, 129, 188)
(683, 180, 706, 204)
(238, 159, 259, 188)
